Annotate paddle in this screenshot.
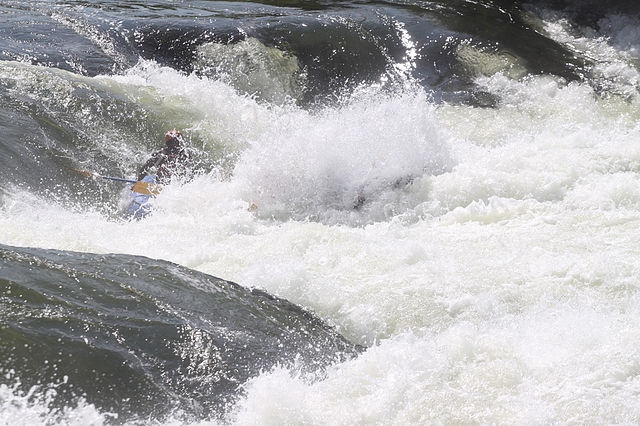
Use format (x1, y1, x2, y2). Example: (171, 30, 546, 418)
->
(73, 169, 162, 196)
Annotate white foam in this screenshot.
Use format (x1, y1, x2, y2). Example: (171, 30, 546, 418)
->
(3, 18, 640, 421)
(0, 373, 110, 426)
(233, 87, 454, 224)
(535, 8, 640, 99)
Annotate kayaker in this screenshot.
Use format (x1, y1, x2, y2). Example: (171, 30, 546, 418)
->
(138, 129, 191, 185)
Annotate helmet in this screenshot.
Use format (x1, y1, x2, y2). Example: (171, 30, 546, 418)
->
(164, 129, 184, 146)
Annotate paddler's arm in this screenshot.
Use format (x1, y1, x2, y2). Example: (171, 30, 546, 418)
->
(137, 151, 163, 181)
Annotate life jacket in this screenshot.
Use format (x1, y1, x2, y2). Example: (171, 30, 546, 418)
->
(146, 147, 189, 185)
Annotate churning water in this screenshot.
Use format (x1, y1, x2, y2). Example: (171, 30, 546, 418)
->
(2, 0, 640, 424)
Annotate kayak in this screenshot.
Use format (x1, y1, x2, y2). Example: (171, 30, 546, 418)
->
(72, 168, 163, 220)
(126, 175, 161, 219)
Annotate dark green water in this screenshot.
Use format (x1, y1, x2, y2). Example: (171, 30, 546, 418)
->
(1, 244, 361, 422)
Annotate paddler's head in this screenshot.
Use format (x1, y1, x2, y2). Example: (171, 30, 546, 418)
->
(164, 129, 184, 151)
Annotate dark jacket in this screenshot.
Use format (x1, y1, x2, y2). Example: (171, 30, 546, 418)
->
(138, 146, 190, 184)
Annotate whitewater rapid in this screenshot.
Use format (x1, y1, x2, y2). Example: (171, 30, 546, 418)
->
(3, 5, 640, 425)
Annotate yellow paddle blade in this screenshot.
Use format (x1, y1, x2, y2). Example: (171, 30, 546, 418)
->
(131, 181, 163, 196)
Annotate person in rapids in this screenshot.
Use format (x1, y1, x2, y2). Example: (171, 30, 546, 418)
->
(138, 129, 191, 185)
